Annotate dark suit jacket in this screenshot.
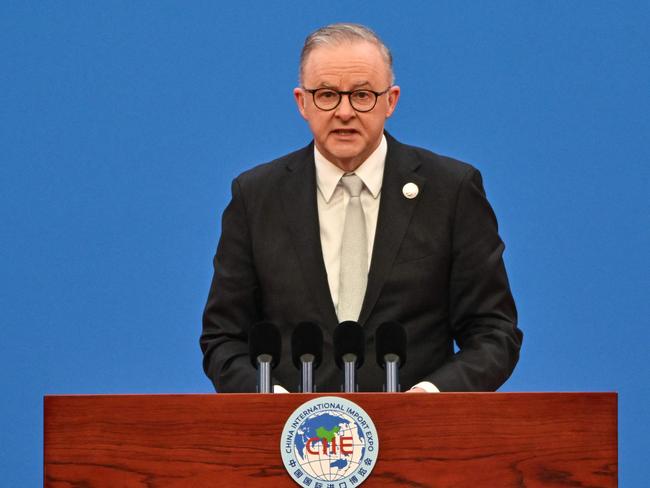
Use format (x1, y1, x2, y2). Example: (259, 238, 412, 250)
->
(201, 133, 522, 393)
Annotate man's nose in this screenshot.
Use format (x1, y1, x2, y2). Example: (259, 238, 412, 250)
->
(335, 95, 356, 120)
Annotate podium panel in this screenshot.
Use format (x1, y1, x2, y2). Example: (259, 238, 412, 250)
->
(44, 393, 617, 487)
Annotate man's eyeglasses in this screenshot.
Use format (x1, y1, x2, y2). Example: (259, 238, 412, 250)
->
(302, 87, 391, 112)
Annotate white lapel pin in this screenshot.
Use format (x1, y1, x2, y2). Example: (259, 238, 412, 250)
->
(402, 182, 419, 199)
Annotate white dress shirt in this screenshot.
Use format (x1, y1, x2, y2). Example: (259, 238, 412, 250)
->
(275, 135, 438, 394)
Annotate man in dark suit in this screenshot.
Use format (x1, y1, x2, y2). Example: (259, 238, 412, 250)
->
(201, 23, 522, 393)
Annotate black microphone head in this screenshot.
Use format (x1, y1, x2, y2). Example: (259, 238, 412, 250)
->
(248, 321, 282, 369)
(291, 321, 324, 370)
(375, 321, 407, 368)
(333, 321, 365, 369)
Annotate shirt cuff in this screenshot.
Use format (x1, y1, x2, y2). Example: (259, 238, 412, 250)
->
(410, 381, 440, 393)
(273, 384, 290, 394)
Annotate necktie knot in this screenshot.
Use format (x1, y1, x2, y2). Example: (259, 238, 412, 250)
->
(341, 173, 364, 197)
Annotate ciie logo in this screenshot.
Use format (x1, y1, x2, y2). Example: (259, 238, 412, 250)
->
(280, 396, 379, 487)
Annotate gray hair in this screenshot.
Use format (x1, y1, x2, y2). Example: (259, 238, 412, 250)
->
(299, 23, 395, 85)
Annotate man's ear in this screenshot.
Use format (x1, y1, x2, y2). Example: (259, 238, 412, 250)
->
(293, 88, 308, 119)
(385, 85, 401, 118)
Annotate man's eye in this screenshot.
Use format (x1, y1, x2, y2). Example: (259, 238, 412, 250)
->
(317, 90, 337, 99)
(353, 91, 371, 100)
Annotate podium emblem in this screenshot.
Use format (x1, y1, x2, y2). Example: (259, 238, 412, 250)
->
(280, 396, 379, 487)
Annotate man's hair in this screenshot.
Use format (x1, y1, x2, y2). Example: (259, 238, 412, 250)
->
(299, 23, 395, 85)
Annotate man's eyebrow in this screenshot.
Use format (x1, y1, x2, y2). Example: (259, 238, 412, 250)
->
(314, 81, 373, 90)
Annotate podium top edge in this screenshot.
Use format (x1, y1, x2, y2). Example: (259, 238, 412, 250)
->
(43, 391, 619, 399)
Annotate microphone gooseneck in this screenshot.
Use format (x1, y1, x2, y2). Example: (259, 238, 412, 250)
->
(248, 321, 282, 393)
(334, 321, 365, 392)
(291, 322, 324, 393)
(375, 321, 407, 392)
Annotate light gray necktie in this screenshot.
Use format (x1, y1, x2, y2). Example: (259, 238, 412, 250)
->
(337, 173, 368, 322)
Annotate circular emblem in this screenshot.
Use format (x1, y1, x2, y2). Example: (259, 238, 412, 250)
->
(280, 396, 379, 486)
(402, 182, 419, 199)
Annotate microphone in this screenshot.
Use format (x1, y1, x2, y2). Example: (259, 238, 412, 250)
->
(291, 322, 324, 393)
(375, 321, 407, 392)
(334, 321, 365, 393)
(248, 321, 282, 393)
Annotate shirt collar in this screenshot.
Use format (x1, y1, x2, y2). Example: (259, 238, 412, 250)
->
(314, 134, 387, 202)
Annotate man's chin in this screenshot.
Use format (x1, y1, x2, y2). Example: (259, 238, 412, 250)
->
(331, 158, 366, 172)
(322, 144, 362, 165)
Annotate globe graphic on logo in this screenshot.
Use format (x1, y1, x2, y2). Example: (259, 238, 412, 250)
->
(293, 410, 365, 481)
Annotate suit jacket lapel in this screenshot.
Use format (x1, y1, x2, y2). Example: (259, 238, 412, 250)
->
(358, 135, 426, 326)
(280, 145, 339, 327)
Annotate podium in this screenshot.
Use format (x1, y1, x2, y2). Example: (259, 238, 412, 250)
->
(44, 393, 617, 487)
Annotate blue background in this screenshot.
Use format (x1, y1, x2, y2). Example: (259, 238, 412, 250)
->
(2, 2, 648, 485)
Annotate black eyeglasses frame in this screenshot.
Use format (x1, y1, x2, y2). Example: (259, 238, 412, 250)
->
(302, 86, 392, 113)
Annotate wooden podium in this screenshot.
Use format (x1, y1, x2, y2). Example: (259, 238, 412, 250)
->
(44, 393, 617, 487)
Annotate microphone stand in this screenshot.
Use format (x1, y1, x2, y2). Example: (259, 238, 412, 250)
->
(257, 354, 273, 393)
(342, 353, 357, 393)
(384, 353, 400, 393)
(300, 354, 315, 393)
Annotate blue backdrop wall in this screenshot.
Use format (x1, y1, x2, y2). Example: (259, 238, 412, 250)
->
(2, 2, 648, 485)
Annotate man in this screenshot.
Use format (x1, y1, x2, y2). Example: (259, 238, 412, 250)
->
(201, 23, 522, 393)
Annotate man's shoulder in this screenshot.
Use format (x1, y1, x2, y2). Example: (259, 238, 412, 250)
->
(235, 143, 313, 186)
(388, 134, 477, 181)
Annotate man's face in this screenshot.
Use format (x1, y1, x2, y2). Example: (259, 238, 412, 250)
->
(294, 41, 400, 171)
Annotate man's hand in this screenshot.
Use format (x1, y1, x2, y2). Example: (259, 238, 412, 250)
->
(406, 381, 440, 393)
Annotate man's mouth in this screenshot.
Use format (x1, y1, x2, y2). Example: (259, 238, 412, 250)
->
(332, 129, 358, 136)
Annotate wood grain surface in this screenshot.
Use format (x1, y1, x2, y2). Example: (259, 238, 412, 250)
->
(44, 393, 617, 487)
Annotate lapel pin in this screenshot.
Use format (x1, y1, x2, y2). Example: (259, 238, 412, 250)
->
(402, 182, 419, 199)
